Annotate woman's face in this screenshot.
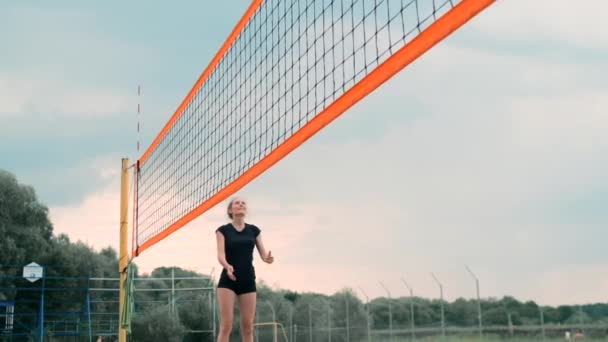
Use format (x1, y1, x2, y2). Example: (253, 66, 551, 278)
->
(229, 198, 247, 218)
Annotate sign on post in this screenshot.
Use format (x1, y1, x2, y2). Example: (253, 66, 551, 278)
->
(23, 262, 43, 283)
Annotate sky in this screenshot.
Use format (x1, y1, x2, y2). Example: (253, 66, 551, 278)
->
(1, 0, 607, 307)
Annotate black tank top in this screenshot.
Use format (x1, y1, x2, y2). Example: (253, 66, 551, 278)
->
(216, 223, 261, 278)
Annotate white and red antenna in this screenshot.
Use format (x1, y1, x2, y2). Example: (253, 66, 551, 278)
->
(137, 85, 142, 153)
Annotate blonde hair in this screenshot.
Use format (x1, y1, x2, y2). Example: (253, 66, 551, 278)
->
(227, 197, 237, 219)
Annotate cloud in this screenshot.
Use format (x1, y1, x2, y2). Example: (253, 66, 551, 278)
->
(35, 0, 608, 307)
(132, 192, 322, 267)
(25, 155, 124, 206)
(228, 34, 607, 304)
(0, 73, 132, 117)
(249, 40, 608, 205)
(0, 3, 137, 118)
(49, 183, 122, 253)
(0, 3, 161, 119)
(48, 180, 322, 278)
(48, 178, 608, 306)
(468, 0, 608, 49)
(531, 263, 608, 306)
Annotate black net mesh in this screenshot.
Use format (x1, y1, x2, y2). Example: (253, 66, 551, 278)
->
(136, 0, 464, 252)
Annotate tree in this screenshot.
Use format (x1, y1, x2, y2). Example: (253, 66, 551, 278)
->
(566, 307, 593, 325)
(542, 306, 560, 324)
(369, 297, 393, 329)
(178, 293, 214, 342)
(583, 303, 608, 321)
(131, 305, 186, 342)
(0, 170, 54, 279)
(329, 289, 367, 342)
(558, 305, 575, 323)
(520, 300, 541, 324)
(283, 290, 300, 303)
(290, 293, 334, 342)
(0, 170, 56, 335)
(446, 298, 477, 326)
(415, 298, 439, 326)
(0, 170, 125, 338)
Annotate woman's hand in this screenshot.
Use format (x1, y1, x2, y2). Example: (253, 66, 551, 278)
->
(263, 251, 274, 264)
(217, 231, 236, 280)
(255, 234, 274, 264)
(226, 265, 237, 281)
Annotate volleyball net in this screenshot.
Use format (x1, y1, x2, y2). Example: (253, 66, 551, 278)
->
(132, 0, 495, 256)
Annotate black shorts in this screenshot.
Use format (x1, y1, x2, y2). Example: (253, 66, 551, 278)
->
(217, 271, 256, 296)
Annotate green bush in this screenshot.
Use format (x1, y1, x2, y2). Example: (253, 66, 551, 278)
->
(131, 305, 186, 342)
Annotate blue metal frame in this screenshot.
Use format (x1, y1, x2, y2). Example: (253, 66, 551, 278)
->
(0, 267, 119, 339)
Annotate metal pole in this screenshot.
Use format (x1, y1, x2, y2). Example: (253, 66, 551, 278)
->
(309, 304, 313, 342)
(39, 267, 46, 342)
(358, 287, 371, 342)
(118, 158, 130, 342)
(204, 280, 211, 340)
(346, 297, 350, 342)
(290, 306, 294, 342)
(327, 301, 331, 342)
(540, 306, 545, 340)
(499, 298, 512, 337)
(255, 307, 260, 342)
(171, 268, 175, 314)
(87, 277, 93, 342)
(265, 301, 277, 342)
(500, 294, 512, 337)
(401, 278, 415, 341)
(466, 265, 482, 339)
(211, 269, 217, 340)
(209, 266, 216, 286)
(379, 282, 393, 341)
(431, 273, 446, 339)
(213, 287, 217, 340)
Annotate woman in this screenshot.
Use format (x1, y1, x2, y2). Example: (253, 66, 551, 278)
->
(216, 197, 274, 342)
